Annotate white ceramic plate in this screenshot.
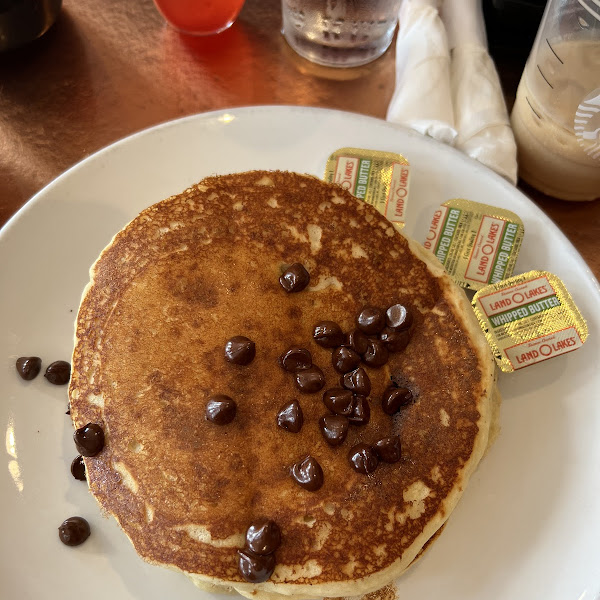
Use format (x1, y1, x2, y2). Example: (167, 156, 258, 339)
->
(1, 107, 599, 600)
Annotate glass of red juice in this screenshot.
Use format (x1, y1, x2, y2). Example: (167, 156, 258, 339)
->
(153, 0, 246, 36)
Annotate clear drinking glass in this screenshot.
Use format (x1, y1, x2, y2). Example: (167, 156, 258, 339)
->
(510, 0, 600, 200)
(281, 0, 402, 68)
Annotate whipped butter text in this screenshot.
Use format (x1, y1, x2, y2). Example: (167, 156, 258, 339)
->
(325, 147, 410, 228)
(424, 199, 524, 290)
(472, 271, 588, 372)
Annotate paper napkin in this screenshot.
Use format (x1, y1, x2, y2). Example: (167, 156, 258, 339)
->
(386, 0, 518, 184)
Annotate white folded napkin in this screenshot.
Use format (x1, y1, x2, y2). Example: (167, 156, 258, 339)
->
(386, 0, 518, 184)
(443, 0, 518, 183)
(386, 0, 457, 146)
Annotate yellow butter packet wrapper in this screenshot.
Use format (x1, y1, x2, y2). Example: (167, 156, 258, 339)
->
(423, 199, 524, 290)
(324, 147, 410, 228)
(472, 271, 588, 372)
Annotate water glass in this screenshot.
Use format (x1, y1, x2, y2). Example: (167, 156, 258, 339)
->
(281, 0, 402, 68)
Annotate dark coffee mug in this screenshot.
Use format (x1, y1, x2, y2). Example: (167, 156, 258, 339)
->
(0, 0, 62, 52)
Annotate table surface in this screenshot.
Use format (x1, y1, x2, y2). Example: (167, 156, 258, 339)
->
(1, 0, 598, 280)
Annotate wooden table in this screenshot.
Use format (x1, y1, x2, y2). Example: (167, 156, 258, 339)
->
(1, 0, 598, 280)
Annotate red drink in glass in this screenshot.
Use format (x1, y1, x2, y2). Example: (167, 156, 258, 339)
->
(153, 0, 246, 36)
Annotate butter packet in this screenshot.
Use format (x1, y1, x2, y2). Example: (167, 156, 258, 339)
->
(472, 271, 588, 372)
(324, 147, 410, 228)
(423, 199, 524, 290)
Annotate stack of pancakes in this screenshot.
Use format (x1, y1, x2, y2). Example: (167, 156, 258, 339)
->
(69, 171, 496, 599)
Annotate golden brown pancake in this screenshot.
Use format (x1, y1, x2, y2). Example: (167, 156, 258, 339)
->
(69, 171, 495, 599)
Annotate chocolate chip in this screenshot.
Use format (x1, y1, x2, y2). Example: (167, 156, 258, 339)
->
(386, 304, 413, 331)
(44, 360, 71, 385)
(362, 339, 389, 368)
(58, 516, 90, 546)
(277, 400, 303, 433)
(313, 321, 344, 348)
(341, 367, 371, 396)
(206, 395, 237, 424)
(66, 403, 71, 415)
(381, 386, 413, 415)
(15, 356, 42, 381)
(348, 444, 378, 474)
(224, 336, 256, 365)
(279, 263, 310, 293)
(295, 365, 325, 393)
(70, 455, 86, 481)
(279, 347, 312, 372)
(356, 306, 386, 335)
(373, 436, 402, 463)
(332, 346, 361, 373)
(73, 423, 104, 457)
(348, 394, 370, 426)
(291, 456, 324, 491)
(319, 414, 349, 446)
(380, 328, 411, 353)
(322, 387, 353, 416)
(345, 329, 369, 355)
(238, 549, 276, 583)
(245, 519, 281, 555)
